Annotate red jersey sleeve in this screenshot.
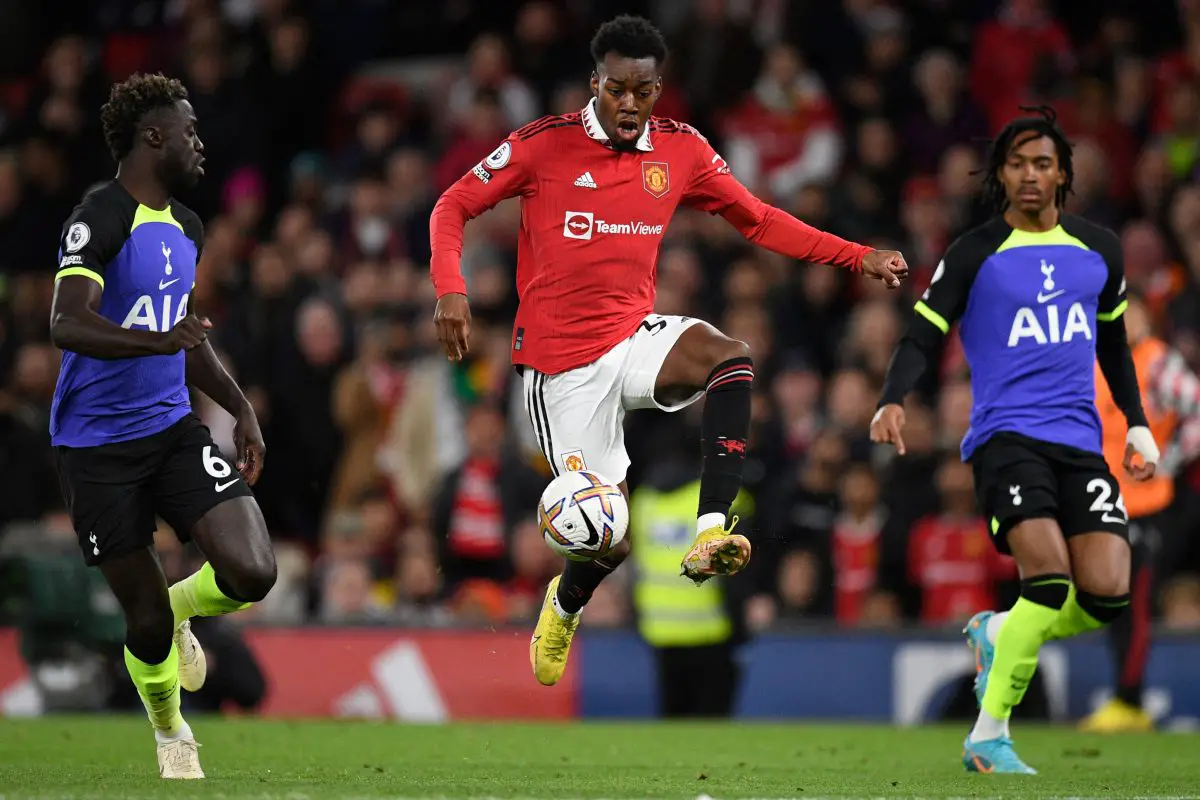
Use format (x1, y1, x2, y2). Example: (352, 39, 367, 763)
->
(429, 134, 536, 298)
(680, 132, 870, 271)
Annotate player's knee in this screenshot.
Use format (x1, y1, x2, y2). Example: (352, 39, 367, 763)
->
(224, 550, 277, 603)
(1075, 566, 1130, 603)
(702, 337, 753, 388)
(1019, 573, 1071, 609)
(708, 337, 751, 370)
(1076, 587, 1131, 625)
(1008, 518, 1070, 576)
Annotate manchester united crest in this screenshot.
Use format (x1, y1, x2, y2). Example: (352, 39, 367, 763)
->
(642, 162, 670, 198)
(562, 449, 587, 472)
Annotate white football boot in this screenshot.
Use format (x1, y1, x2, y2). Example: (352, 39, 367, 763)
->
(158, 737, 204, 779)
(174, 620, 207, 692)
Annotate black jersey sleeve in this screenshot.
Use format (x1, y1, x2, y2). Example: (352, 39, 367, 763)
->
(910, 226, 995, 344)
(173, 201, 205, 262)
(1063, 216, 1147, 428)
(55, 185, 133, 289)
(878, 222, 997, 407)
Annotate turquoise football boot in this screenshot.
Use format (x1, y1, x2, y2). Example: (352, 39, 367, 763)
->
(962, 736, 1037, 774)
(963, 610, 996, 706)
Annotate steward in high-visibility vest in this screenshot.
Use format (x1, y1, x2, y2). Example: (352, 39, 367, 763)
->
(630, 479, 748, 647)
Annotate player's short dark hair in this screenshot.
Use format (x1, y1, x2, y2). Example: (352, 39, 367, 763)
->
(100, 72, 189, 161)
(981, 105, 1074, 211)
(590, 15, 668, 68)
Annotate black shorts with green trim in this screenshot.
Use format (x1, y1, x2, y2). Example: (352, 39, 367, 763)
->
(969, 432, 1129, 554)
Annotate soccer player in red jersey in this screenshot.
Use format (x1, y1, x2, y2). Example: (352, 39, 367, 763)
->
(430, 15, 909, 686)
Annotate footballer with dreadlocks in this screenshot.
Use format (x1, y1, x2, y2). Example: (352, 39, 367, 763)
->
(871, 107, 1160, 773)
(49, 73, 276, 779)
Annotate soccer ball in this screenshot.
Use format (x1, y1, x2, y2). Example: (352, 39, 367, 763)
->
(538, 470, 629, 561)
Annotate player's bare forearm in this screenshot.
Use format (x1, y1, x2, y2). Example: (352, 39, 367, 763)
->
(1096, 321, 1149, 428)
(49, 276, 166, 359)
(183, 295, 249, 417)
(185, 340, 250, 418)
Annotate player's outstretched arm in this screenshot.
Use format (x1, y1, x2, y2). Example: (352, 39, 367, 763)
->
(679, 135, 908, 286)
(50, 276, 209, 359)
(183, 297, 265, 484)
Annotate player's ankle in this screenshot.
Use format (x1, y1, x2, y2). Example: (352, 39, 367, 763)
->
(697, 512, 726, 534)
(969, 709, 1010, 743)
(551, 589, 582, 619)
(155, 719, 193, 745)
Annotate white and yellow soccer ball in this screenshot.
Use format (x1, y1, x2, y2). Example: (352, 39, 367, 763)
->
(538, 470, 629, 561)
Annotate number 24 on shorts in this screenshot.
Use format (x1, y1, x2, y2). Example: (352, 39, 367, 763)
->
(202, 445, 238, 493)
(1087, 478, 1127, 525)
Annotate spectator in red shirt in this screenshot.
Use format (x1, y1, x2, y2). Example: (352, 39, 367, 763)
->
(832, 463, 887, 625)
(969, 0, 1073, 131)
(433, 89, 511, 194)
(720, 43, 842, 202)
(907, 458, 1017, 625)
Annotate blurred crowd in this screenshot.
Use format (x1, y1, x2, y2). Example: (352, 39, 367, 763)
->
(2, 0, 1200, 634)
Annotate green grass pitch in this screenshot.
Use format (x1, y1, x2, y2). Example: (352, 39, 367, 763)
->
(0, 717, 1196, 799)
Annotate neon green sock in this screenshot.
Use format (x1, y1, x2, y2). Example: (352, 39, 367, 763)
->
(124, 646, 184, 735)
(980, 596, 1061, 720)
(1046, 583, 1106, 641)
(169, 562, 251, 627)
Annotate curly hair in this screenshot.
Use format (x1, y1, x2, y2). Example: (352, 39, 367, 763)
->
(100, 73, 189, 161)
(980, 105, 1074, 211)
(590, 15, 668, 67)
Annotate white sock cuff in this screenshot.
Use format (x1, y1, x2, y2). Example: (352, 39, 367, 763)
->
(550, 591, 580, 620)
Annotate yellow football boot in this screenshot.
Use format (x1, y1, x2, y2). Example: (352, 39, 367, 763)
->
(1079, 698, 1154, 733)
(680, 516, 751, 585)
(530, 576, 580, 686)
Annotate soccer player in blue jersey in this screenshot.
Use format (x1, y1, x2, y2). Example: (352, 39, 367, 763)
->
(871, 107, 1161, 774)
(49, 73, 276, 779)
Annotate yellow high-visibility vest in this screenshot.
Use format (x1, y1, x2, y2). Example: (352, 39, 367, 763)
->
(629, 481, 752, 648)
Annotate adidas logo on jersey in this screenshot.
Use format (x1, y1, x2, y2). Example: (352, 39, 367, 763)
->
(574, 172, 598, 189)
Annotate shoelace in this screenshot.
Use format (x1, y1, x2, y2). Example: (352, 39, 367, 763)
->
(542, 617, 579, 660)
(163, 740, 200, 768)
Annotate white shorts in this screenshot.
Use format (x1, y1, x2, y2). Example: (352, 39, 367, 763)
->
(521, 314, 707, 485)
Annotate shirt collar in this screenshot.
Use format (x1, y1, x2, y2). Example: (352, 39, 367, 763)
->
(581, 98, 653, 152)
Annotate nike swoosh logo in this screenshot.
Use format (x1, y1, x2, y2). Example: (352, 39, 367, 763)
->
(159, 277, 181, 290)
(214, 478, 238, 492)
(1036, 289, 1065, 303)
(579, 508, 600, 547)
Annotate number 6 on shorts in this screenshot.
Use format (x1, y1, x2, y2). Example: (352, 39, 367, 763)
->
(202, 445, 232, 480)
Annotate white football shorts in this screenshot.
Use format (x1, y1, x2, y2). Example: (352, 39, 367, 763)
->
(521, 314, 709, 485)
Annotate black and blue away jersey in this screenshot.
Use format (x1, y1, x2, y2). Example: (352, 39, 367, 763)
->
(911, 214, 1127, 461)
(50, 181, 204, 448)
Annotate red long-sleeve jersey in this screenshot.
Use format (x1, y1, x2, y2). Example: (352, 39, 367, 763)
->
(430, 100, 871, 375)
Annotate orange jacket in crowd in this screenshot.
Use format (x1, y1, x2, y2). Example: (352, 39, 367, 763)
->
(1096, 336, 1200, 519)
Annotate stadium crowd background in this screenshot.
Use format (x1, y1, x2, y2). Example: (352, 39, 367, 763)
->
(1, 0, 1200, 637)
